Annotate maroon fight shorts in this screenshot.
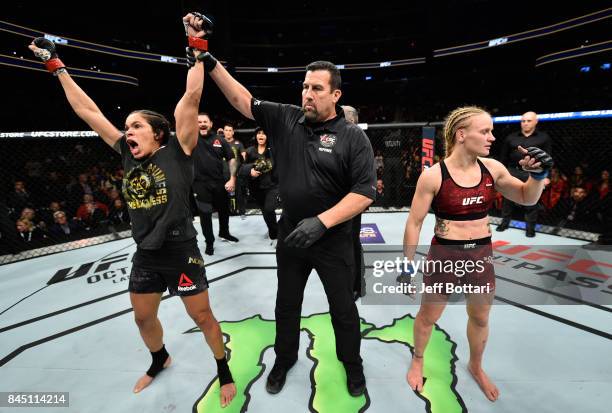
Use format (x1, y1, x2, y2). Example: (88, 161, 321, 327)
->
(422, 235, 495, 295)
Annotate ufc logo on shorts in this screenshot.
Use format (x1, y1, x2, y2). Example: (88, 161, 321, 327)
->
(462, 196, 484, 205)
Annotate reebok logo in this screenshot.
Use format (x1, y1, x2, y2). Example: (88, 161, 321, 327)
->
(177, 273, 197, 292)
(462, 196, 484, 205)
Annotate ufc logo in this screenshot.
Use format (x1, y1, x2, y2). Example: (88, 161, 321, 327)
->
(462, 196, 484, 205)
(421, 138, 434, 169)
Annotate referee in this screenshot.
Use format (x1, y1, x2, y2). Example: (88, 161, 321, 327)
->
(497, 111, 551, 237)
(202, 54, 376, 397)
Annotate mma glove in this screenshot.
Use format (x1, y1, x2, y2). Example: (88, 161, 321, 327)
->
(183, 12, 218, 72)
(31, 37, 66, 75)
(284, 217, 327, 248)
(396, 261, 415, 296)
(185, 48, 218, 72)
(521, 147, 553, 180)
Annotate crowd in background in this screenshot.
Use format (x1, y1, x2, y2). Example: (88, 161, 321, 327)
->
(1, 115, 611, 255)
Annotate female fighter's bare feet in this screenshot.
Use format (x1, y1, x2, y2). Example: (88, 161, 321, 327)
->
(406, 357, 425, 392)
(468, 363, 499, 401)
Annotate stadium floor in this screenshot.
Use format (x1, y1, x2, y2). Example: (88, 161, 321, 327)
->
(0, 212, 610, 413)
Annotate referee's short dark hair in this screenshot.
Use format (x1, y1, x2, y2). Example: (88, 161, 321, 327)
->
(306, 61, 341, 91)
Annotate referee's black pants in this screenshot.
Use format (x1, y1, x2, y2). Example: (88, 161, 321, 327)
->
(274, 216, 363, 374)
(351, 213, 366, 299)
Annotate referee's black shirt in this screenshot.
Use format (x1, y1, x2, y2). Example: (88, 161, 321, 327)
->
(251, 98, 377, 225)
(499, 129, 552, 168)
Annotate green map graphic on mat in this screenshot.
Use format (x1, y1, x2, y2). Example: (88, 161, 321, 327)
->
(187, 313, 464, 413)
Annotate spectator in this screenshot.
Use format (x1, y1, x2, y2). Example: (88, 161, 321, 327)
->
(374, 150, 384, 178)
(552, 186, 598, 231)
(67, 173, 92, 212)
(76, 194, 109, 221)
(19, 207, 37, 223)
(568, 166, 593, 194)
(373, 179, 386, 206)
(41, 171, 68, 205)
(541, 167, 568, 211)
(107, 167, 124, 191)
(16, 218, 45, 244)
(80, 201, 108, 229)
(107, 188, 122, 205)
(88, 174, 111, 205)
(7, 180, 31, 215)
(596, 170, 609, 200)
(40, 201, 64, 227)
(49, 211, 83, 241)
(108, 198, 131, 226)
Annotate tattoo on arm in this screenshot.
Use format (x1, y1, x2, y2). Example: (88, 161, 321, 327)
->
(435, 218, 449, 236)
(229, 158, 237, 177)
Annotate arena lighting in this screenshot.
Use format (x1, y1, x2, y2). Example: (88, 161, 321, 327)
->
(535, 40, 612, 67)
(234, 57, 426, 73)
(0, 53, 139, 86)
(434, 7, 612, 58)
(492, 110, 612, 124)
(4, 8, 609, 71)
(601, 63, 611, 70)
(0, 19, 425, 71)
(5, 110, 610, 139)
(580, 65, 591, 72)
(0, 20, 189, 65)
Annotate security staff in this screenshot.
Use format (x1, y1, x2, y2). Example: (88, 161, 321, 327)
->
(201, 54, 376, 397)
(497, 111, 552, 237)
(192, 113, 240, 256)
(342, 105, 366, 301)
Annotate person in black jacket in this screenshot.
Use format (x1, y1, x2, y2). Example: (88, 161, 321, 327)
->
(497, 111, 552, 236)
(239, 128, 279, 241)
(552, 186, 598, 232)
(48, 210, 84, 241)
(108, 198, 131, 226)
